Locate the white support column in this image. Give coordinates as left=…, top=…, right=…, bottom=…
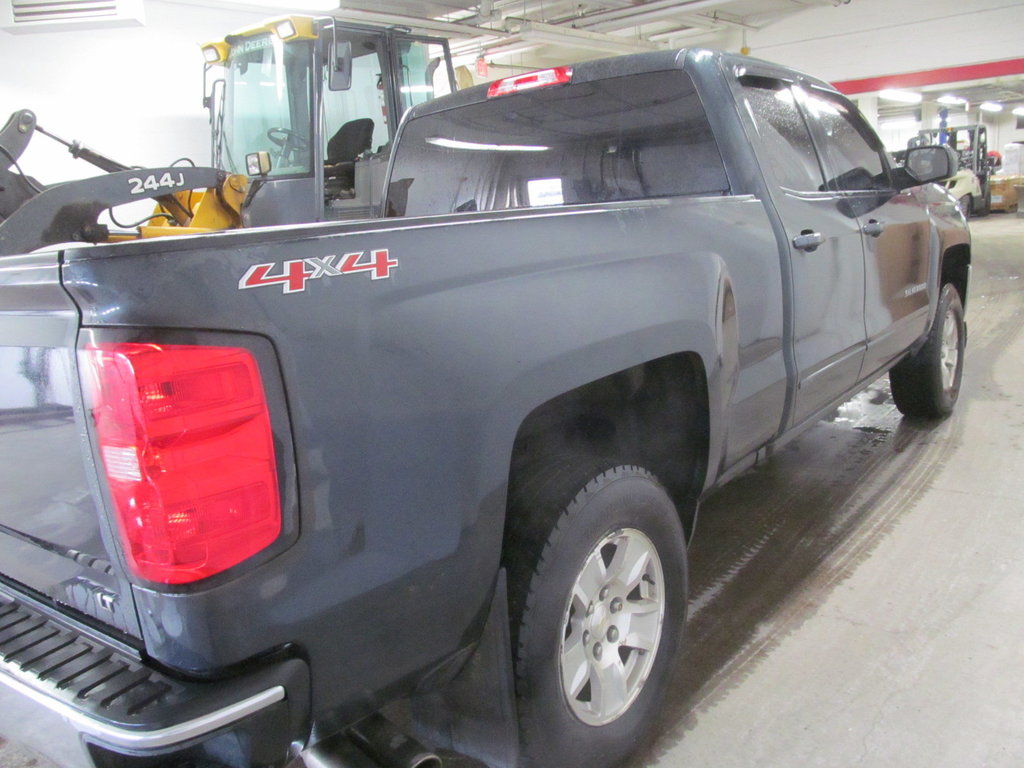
left=920, top=101, right=939, bottom=130
left=856, top=95, right=879, bottom=130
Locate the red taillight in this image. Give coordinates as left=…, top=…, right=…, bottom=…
left=80, top=343, right=281, bottom=585
left=486, top=66, right=573, bottom=98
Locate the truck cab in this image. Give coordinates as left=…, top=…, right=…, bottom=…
left=203, top=16, right=456, bottom=225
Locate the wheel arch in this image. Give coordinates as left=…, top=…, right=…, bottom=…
left=504, top=352, right=710, bottom=543
left=941, top=242, right=971, bottom=311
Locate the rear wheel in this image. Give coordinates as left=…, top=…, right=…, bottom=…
left=890, top=283, right=965, bottom=418
left=505, top=462, right=687, bottom=768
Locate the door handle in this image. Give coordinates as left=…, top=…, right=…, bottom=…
left=863, top=219, right=885, bottom=237
left=792, top=231, right=826, bottom=252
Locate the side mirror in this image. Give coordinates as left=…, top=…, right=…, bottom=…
left=903, top=145, right=957, bottom=185
left=329, top=39, right=353, bottom=91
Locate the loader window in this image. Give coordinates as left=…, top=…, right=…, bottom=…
left=218, top=35, right=314, bottom=178
left=395, top=38, right=453, bottom=119
left=322, top=31, right=390, bottom=157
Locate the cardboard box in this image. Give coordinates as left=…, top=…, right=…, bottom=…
left=989, top=175, right=1023, bottom=212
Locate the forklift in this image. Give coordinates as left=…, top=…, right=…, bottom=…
left=911, top=124, right=994, bottom=217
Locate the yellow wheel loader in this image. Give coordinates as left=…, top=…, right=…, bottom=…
left=0, top=15, right=455, bottom=256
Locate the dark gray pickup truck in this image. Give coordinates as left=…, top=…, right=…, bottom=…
left=0, top=48, right=968, bottom=768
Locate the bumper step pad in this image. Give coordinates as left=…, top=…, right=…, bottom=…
left=0, top=588, right=308, bottom=754
left=0, top=595, right=182, bottom=722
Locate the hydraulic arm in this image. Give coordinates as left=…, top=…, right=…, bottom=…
left=0, top=109, right=248, bottom=256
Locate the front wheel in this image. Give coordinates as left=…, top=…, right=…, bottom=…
left=506, top=463, right=687, bottom=768
left=976, top=183, right=992, bottom=217
left=890, top=283, right=965, bottom=418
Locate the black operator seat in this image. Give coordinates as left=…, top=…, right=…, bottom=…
left=325, top=118, right=374, bottom=191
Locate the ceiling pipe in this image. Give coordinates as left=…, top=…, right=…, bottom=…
left=441, top=0, right=502, bottom=27
left=662, top=28, right=733, bottom=45
left=648, top=23, right=723, bottom=41
left=581, top=6, right=750, bottom=33
left=568, top=0, right=741, bottom=30
left=676, top=12, right=759, bottom=30
left=514, top=19, right=666, bottom=53
left=450, top=35, right=543, bottom=66
left=328, top=8, right=492, bottom=37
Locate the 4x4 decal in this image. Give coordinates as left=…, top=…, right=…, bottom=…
left=239, top=250, right=397, bottom=294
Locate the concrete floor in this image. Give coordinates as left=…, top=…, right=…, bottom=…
left=2, top=215, right=1023, bottom=768
left=629, top=214, right=1024, bottom=768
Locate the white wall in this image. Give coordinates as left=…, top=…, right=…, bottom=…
left=743, top=0, right=1024, bottom=83
left=735, top=0, right=1024, bottom=156
left=0, top=1, right=266, bottom=184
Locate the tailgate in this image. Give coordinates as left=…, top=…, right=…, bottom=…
left=0, top=252, right=139, bottom=638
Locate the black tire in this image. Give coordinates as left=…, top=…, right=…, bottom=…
left=977, top=182, right=992, bottom=217
left=890, top=283, right=965, bottom=418
left=505, top=462, right=687, bottom=768
left=957, top=194, right=972, bottom=219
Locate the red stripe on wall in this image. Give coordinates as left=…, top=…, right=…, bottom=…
left=833, top=58, right=1024, bottom=95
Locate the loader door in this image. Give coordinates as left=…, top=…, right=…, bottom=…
left=321, top=28, right=454, bottom=221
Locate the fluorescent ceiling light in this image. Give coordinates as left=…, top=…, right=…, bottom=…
left=979, top=102, right=1003, bottom=112
left=426, top=138, right=550, bottom=152
left=1013, top=107, right=1024, bottom=116
left=936, top=95, right=967, bottom=105
left=879, top=89, right=922, bottom=104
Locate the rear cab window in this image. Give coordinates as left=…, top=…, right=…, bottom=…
left=385, top=69, right=729, bottom=217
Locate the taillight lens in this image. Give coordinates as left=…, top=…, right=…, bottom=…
left=80, top=343, right=281, bottom=585
left=486, top=66, right=573, bottom=98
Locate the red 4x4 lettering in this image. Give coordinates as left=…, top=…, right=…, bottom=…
left=339, top=250, right=399, bottom=280
left=239, top=260, right=315, bottom=294
left=239, top=249, right=397, bottom=294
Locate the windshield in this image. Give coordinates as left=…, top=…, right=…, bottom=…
left=217, top=35, right=313, bottom=177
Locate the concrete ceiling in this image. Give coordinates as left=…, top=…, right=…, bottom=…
left=194, top=0, right=1023, bottom=116
left=319, top=0, right=851, bottom=66
left=875, top=79, right=1024, bottom=121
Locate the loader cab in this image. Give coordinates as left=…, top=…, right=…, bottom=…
left=203, top=16, right=455, bottom=227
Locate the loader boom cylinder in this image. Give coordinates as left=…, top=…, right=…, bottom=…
left=35, top=124, right=131, bottom=173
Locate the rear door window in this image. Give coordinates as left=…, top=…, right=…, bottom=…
left=736, top=75, right=825, bottom=192
left=386, top=70, right=729, bottom=217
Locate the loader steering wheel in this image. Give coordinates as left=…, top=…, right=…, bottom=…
left=266, top=127, right=308, bottom=165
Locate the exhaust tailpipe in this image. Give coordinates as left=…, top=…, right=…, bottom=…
left=348, top=713, right=442, bottom=768
left=302, top=715, right=442, bottom=768
left=303, top=733, right=380, bottom=768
